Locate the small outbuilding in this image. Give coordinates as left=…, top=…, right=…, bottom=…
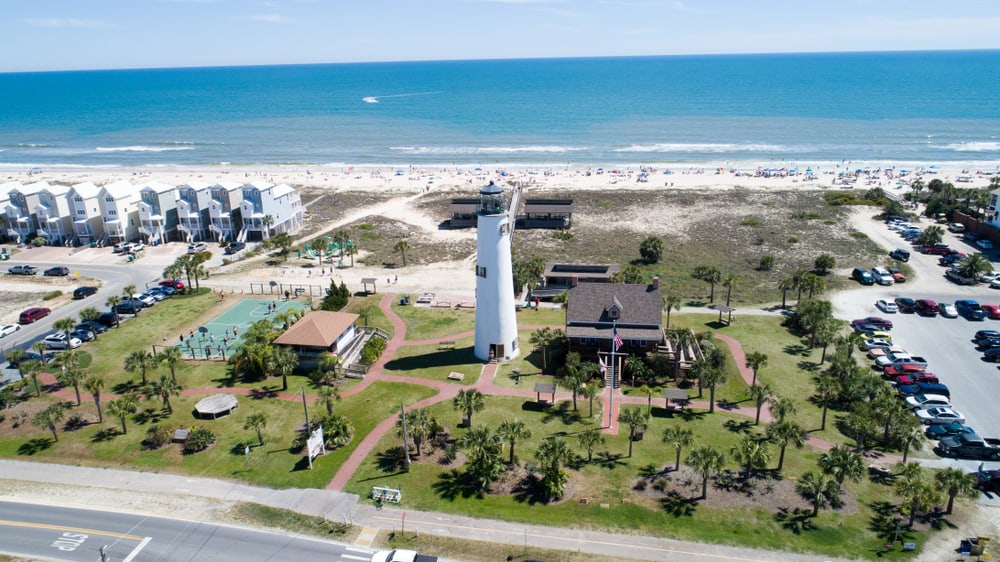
left=195, top=394, right=239, bottom=419
left=273, top=310, right=360, bottom=370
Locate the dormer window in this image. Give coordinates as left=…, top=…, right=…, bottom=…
left=608, top=308, right=619, bottom=320
left=605, top=296, right=623, bottom=320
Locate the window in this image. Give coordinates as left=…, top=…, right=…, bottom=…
left=105, top=196, right=114, bottom=203
left=74, top=196, right=83, bottom=202
left=630, top=339, right=643, bottom=348
left=108, top=210, right=117, bottom=216
left=77, top=210, right=85, bottom=216
left=477, top=266, right=487, bottom=278
left=608, top=308, right=619, bottom=319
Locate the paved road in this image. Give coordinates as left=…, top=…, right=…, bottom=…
left=0, top=499, right=375, bottom=562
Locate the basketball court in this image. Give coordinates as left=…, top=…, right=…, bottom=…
left=177, top=298, right=306, bottom=360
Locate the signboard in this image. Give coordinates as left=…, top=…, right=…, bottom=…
left=307, top=427, right=325, bottom=460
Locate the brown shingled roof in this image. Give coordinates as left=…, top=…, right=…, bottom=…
left=273, top=311, right=359, bottom=347
left=566, top=282, right=661, bottom=326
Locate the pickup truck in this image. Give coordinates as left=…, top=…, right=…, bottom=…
left=7, top=265, right=38, bottom=275
left=937, top=433, right=1000, bottom=460
left=955, top=299, right=987, bottom=320
left=875, top=352, right=929, bottom=370
left=370, top=549, right=438, bottom=562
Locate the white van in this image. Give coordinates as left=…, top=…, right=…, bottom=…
left=948, top=222, right=966, bottom=233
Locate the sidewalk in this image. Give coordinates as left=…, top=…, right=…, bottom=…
left=0, top=459, right=849, bottom=562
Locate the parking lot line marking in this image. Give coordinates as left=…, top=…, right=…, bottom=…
left=0, top=518, right=144, bottom=541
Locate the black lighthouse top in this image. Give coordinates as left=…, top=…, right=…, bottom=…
left=478, top=181, right=506, bottom=216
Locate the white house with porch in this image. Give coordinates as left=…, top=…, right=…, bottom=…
left=175, top=181, right=213, bottom=242
left=137, top=182, right=178, bottom=245
left=70, top=182, right=104, bottom=245
left=99, top=180, right=140, bottom=245
left=4, top=181, right=45, bottom=243
left=207, top=181, right=242, bottom=242
left=35, top=183, right=74, bottom=246
left=238, top=182, right=303, bottom=242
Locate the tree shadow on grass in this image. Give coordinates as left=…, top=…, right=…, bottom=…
left=250, top=386, right=279, bottom=399
left=868, top=500, right=904, bottom=541
left=723, top=419, right=754, bottom=434
left=511, top=473, right=548, bottom=506
left=797, top=360, right=821, bottom=372
left=775, top=507, right=817, bottom=534
left=678, top=409, right=707, bottom=422
left=593, top=450, right=628, bottom=470
left=18, top=437, right=53, bottom=455
left=383, top=347, right=478, bottom=372
left=541, top=401, right=582, bottom=425
left=112, top=380, right=143, bottom=394
left=375, top=446, right=410, bottom=473
left=659, top=492, right=698, bottom=517
left=784, top=343, right=812, bottom=357
left=91, top=427, right=121, bottom=442
left=432, top=468, right=482, bottom=501
left=133, top=409, right=169, bottom=426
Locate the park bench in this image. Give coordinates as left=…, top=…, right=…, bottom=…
left=447, top=372, right=464, bottom=381
left=371, top=486, right=401, bottom=503
left=438, top=340, right=456, bottom=350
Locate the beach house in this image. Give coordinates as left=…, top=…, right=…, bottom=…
left=238, top=182, right=303, bottom=242
left=70, top=182, right=105, bottom=246
left=207, top=181, right=243, bottom=242
left=272, top=311, right=361, bottom=371
left=4, top=181, right=45, bottom=244
left=99, top=180, right=140, bottom=245
left=35, top=183, right=74, bottom=246
left=137, top=182, right=178, bottom=245
left=564, top=278, right=663, bottom=384
left=175, top=181, right=213, bottom=243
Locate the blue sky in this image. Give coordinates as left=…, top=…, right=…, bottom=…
left=4, top=0, right=1000, bottom=71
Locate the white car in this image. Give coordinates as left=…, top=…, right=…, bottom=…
left=871, top=267, right=894, bottom=286
left=915, top=406, right=966, bottom=425
left=904, top=394, right=951, bottom=411
left=133, top=293, right=157, bottom=307
left=875, top=299, right=899, bottom=313
left=141, top=290, right=166, bottom=302
left=980, top=272, right=1000, bottom=284
left=940, top=303, right=959, bottom=318
left=0, top=324, right=20, bottom=338
left=187, top=242, right=208, bottom=254
left=977, top=239, right=994, bottom=250
left=862, top=338, right=894, bottom=350
left=868, top=345, right=905, bottom=359
left=43, top=332, right=82, bottom=350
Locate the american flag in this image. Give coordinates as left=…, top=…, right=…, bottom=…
left=612, top=326, right=623, bottom=351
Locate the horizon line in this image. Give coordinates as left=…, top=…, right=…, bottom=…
left=3, top=47, right=998, bottom=75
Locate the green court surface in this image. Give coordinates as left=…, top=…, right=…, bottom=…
left=176, top=298, right=306, bottom=360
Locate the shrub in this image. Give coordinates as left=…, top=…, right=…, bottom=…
left=183, top=428, right=216, bottom=454
left=43, top=290, right=63, bottom=301
left=633, top=479, right=648, bottom=491
left=143, top=425, right=173, bottom=450
left=787, top=236, right=800, bottom=244
left=758, top=255, right=776, bottom=271
left=552, top=231, right=573, bottom=241
left=850, top=231, right=869, bottom=240
left=361, top=336, right=387, bottom=365
left=739, top=218, right=762, bottom=227
left=653, top=477, right=670, bottom=492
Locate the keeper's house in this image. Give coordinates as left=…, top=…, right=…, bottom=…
left=273, top=311, right=359, bottom=370
left=565, top=277, right=663, bottom=361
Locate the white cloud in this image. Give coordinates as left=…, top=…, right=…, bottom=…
left=22, top=18, right=109, bottom=28
left=245, top=13, right=292, bottom=23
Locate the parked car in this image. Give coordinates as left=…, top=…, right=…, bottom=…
left=974, top=469, right=1000, bottom=492
left=974, top=329, right=1000, bottom=342
left=889, top=248, right=911, bottom=262
left=43, top=332, right=82, bottom=350
left=851, top=316, right=894, bottom=330
left=862, top=329, right=892, bottom=342
left=116, top=300, right=142, bottom=315
left=923, top=244, right=953, bottom=255
left=43, top=266, right=70, bottom=276
left=187, top=242, right=208, bottom=254
left=146, top=287, right=170, bottom=300
left=154, top=285, right=175, bottom=296
left=992, top=277, right=1000, bottom=289
left=69, top=328, right=96, bottom=342
left=0, top=324, right=21, bottom=338
left=904, top=394, right=951, bottom=411
left=977, top=239, right=994, bottom=250
left=133, top=293, right=156, bottom=307
left=939, top=254, right=965, bottom=267
left=915, top=299, right=940, bottom=316
left=940, top=303, right=959, bottom=318
left=72, top=286, right=98, bottom=299
left=926, top=423, right=975, bottom=440
left=160, top=279, right=185, bottom=290
left=76, top=321, right=108, bottom=335
left=915, top=406, right=965, bottom=425
left=96, top=312, right=119, bottom=327
left=887, top=268, right=907, bottom=283
left=884, top=363, right=929, bottom=379
left=938, top=433, right=1000, bottom=460
left=869, top=345, right=905, bottom=360
left=946, top=268, right=977, bottom=285
left=894, top=372, right=940, bottom=385
left=863, top=338, right=894, bottom=351
left=983, top=305, right=1000, bottom=319
left=18, top=307, right=51, bottom=324
left=948, top=222, right=966, bottom=233
left=141, top=289, right=166, bottom=302
left=224, top=241, right=246, bottom=255
left=875, top=351, right=928, bottom=369
left=876, top=300, right=899, bottom=313
left=955, top=299, right=987, bottom=321
left=895, top=297, right=917, bottom=313
left=8, top=265, right=38, bottom=275
left=982, top=347, right=1000, bottom=362
left=871, top=267, right=894, bottom=285
left=852, top=267, right=875, bottom=285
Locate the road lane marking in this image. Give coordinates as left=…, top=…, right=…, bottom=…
left=0, top=519, right=144, bottom=541
left=368, top=514, right=775, bottom=562
left=341, top=555, right=369, bottom=561
left=122, top=536, right=151, bottom=562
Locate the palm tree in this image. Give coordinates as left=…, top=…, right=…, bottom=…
left=662, top=294, right=681, bottom=329
left=747, top=383, right=771, bottom=425
left=901, top=422, right=925, bottom=464
left=83, top=376, right=105, bottom=422
left=357, top=305, right=376, bottom=328
left=32, top=403, right=65, bottom=441
left=105, top=295, right=122, bottom=327
left=244, top=411, right=268, bottom=446
left=815, top=375, right=839, bottom=431
left=317, top=385, right=340, bottom=416
left=639, top=235, right=664, bottom=263
left=818, top=445, right=865, bottom=491
left=722, top=273, right=738, bottom=307
left=79, top=307, right=102, bottom=339
left=576, top=428, right=605, bottom=462
left=54, top=317, right=76, bottom=343
left=730, top=434, right=770, bottom=479
left=669, top=329, right=696, bottom=379
left=958, top=253, right=993, bottom=279
left=55, top=360, right=86, bottom=406
left=460, top=425, right=504, bottom=492
left=124, top=350, right=155, bottom=385
left=497, top=418, right=532, bottom=464
left=20, top=359, right=43, bottom=397
left=6, top=349, right=26, bottom=379
left=158, top=346, right=183, bottom=383
left=766, top=419, right=807, bottom=472
left=692, top=266, right=722, bottom=302
left=637, top=384, right=657, bottom=415
left=896, top=473, right=939, bottom=527
left=318, top=352, right=342, bottom=382
left=529, top=327, right=555, bottom=372
left=768, top=396, right=796, bottom=423
left=31, top=340, right=49, bottom=366
left=698, top=365, right=727, bottom=413
left=934, top=467, right=979, bottom=515
left=535, top=436, right=575, bottom=500
left=618, top=406, right=649, bottom=458
left=122, top=284, right=137, bottom=300
left=797, top=471, right=839, bottom=516
left=453, top=388, right=485, bottom=427
left=393, top=239, right=410, bottom=267
left=580, top=380, right=601, bottom=418
left=624, top=355, right=647, bottom=388
left=687, top=446, right=725, bottom=499
left=744, top=351, right=767, bottom=386
left=777, top=278, right=795, bottom=309
left=269, top=345, right=299, bottom=390
left=146, top=374, right=182, bottom=413
left=662, top=425, right=693, bottom=471
left=106, top=395, right=137, bottom=434
left=558, top=364, right=588, bottom=411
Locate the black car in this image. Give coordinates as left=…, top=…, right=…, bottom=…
left=43, top=266, right=70, bottom=276
left=72, top=286, right=98, bottom=299
left=939, top=254, right=963, bottom=266
left=224, top=241, right=246, bottom=255
left=116, top=300, right=141, bottom=315
left=975, top=469, right=1000, bottom=492
left=894, top=297, right=917, bottom=313
left=76, top=321, right=108, bottom=334
left=984, top=348, right=1000, bottom=362
left=96, top=312, right=119, bottom=327
left=69, top=328, right=96, bottom=342
left=975, top=329, right=1000, bottom=342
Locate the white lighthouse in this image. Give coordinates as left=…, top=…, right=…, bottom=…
left=474, top=181, right=520, bottom=362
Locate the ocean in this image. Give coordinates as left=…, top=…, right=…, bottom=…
left=1, top=50, right=999, bottom=169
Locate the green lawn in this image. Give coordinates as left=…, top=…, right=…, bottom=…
left=382, top=338, right=480, bottom=385
left=391, top=302, right=475, bottom=340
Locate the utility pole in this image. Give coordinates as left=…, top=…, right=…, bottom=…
left=400, top=401, right=411, bottom=468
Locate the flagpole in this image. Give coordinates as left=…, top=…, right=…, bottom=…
left=608, top=321, right=616, bottom=430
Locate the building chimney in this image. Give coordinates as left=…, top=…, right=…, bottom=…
left=651, top=276, right=660, bottom=290
left=570, top=275, right=578, bottom=287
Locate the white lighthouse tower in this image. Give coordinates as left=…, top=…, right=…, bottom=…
left=474, top=181, right=520, bottom=362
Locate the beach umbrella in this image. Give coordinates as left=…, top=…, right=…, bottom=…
left=395, top=169, right=405, bottom=175
left=806, top=167, right=813, bottom=172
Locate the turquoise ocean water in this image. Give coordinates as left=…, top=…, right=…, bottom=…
left=1, top=50, right=998, bottom=168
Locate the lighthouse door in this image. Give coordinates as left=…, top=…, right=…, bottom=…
left=495, top=344, right=504, bottom=359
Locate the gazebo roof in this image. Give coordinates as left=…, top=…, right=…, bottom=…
left=195, top=394, right=239, bottom=416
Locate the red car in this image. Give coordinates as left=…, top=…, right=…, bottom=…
left=982, top=305, right=1000, bottom=319
left=895, top=373, right=940, bottom=385
left=916, top=299, right=939, bottom=316
left=851, top=316, right=894, bottom=330
left=160, top=279, right=185, bottom=290
left=884, top=363, right=928, bottom=378
left=922, top=244, right=953, bottom=255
